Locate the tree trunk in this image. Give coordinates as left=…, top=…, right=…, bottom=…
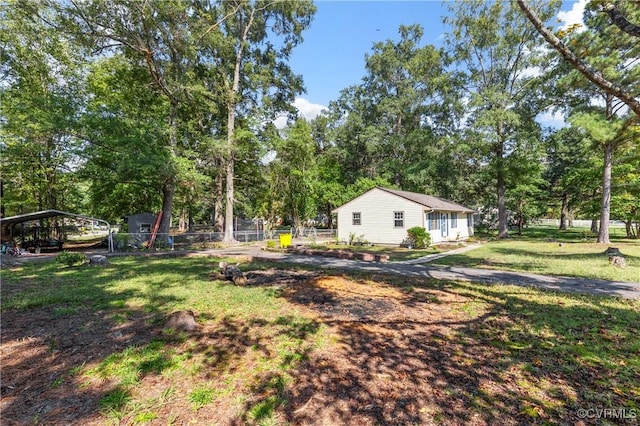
left=559, top=192, right=569, bottom=230
left=591, top=218, right=598, bottom=234
left=159, top=102, right=178, bottom=235
left=222, top=7, right=255, bottom=243
left=326, top=204, right=333, bottom=229
left=213, top=160, right=224, bottom=232
left=497, top=157, right=509, bottom=239
left=160, top=182, right=174, bottom=234
left=568, top=207, right=574, bottom=227
left=597, top=142, right=612, bottom=243
left=222, top=156, right=236, bottom=243
left=179, top=207, right=186, bottom=232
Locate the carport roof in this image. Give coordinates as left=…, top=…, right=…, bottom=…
left=1, top=209, right=110, bottom=230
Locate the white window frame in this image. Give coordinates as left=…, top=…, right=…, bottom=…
left=352, top=212, right=361, bottom=226
left=394, top=211, right=404, bottom=228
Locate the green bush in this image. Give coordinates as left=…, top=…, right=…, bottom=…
left=407, top=227, right=430, bottom=249
left=56, top=251, right=88, bottom=267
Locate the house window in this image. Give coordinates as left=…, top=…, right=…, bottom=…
left=140, top=223, right=152, bottom=233
left=394, top=211, right=404, bottom=228
left=467, top=213, right=473, bottom=227
left=427, top=212, right=438, bottom=230
left=451, top=213, right=457, bottom=229
left=352, top=212, right=361, bottom=226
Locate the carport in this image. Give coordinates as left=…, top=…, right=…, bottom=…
left=0, top=210, right=114, bottom=252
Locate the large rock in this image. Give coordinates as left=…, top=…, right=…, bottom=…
left=165, top=310, right=200, bottom=332
left=89, top=255, right=109, bottom=266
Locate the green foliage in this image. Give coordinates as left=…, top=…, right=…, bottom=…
left=406, top=226, right=431, bottom=249
left=444, top=0, right=556, bottom=238
left=348, top=233, right=368, bottom=245
left=269, top=118, right=319, bottom=231
left=56, top=251, right=88, bottom=267
left=0, top=2, right=87, bottom=215
left=99, top=386, right=131, bottom=418
left=188, top=387, right=215, bottom=410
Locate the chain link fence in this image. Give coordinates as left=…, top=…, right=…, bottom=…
left=108, top=228, right=337, bottom=251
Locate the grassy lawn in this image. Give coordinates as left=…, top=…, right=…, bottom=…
left=2, top=255, right=640, bottom=424
left=434, top=226, right=640, bottom=282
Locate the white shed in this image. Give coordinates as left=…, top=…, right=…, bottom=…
left=333, top=187, right=475, bottom=245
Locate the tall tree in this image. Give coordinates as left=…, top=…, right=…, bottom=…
left=519, top=0, right=639, bottom=242
left=327, top=25, right=460, bottom=196
left=52, top=0, right=214, bottom=233
left=0, top=1, right=85, bottom=216
left=543, top=127, right=600, bottom=230
left=444, top=0, right=554, bottom=238
left=270, top=119, right=318, bottom=236
left=570, top=107, right=636, bottom=242
left=198, top=0, right=315, bottom=242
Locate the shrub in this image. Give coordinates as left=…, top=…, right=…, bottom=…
left=407, top=227, right=430, bottom=249
left=56, top=251, right=88, bottom=267
left=348, top=233, right=368, bottom=245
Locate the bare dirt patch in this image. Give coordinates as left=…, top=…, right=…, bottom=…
left=1, top=306, right=156, bottom=425
left=1, top=266, right=626, bottom=425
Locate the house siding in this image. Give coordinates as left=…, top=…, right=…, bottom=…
left=337, top=188, right=424, bottom=244
left=427, top=211, right=472, bottom=243
left=336, top=188, right=473, bottom=245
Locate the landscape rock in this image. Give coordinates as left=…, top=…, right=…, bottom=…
left=164, top=310, right=200, bottom=332
left=89, top=255, right=109, bottom=266
left=360, top=253, right=375, bottom=261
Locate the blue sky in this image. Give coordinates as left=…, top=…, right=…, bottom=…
left=283, top=0, right=587, bottom=126
left=290, top=1, right=449, bottom=106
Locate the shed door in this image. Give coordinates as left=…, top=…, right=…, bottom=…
left=440, top=213, right=449, bottom=237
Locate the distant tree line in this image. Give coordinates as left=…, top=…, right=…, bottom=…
left=1, top=0, right=638, bottom=241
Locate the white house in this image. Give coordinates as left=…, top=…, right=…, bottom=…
left=333, top=187, right=475, bottom=245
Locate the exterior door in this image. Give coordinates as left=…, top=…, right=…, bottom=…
left=441, top=212, right=449, bottom=238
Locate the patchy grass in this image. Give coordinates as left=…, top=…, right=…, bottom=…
left=434, top=227, right=640, bottom=282
left=2, top=255, right=639, bottom=425
left=1, top=256, right=326, bottom=425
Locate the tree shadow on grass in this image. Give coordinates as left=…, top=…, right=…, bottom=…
left=4, top=257, right=639, bottom=425
left=1, top=257, right=326, bottom=425
left=242, top=271, right=640, bottom=425
left=0, top=257, right=224, bottom=423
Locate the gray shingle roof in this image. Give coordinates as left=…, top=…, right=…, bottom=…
left=378, top=187, right=475, bottom=213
